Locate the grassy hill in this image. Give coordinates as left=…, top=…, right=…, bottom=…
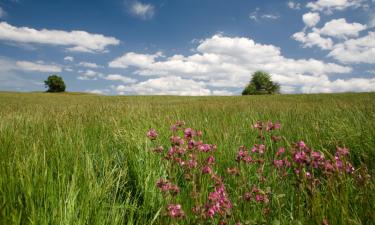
left=0, top=92, right=374, bottom=224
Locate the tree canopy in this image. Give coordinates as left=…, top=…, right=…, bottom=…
left=242, top=71, right=280, bottom=95
left=44, top=75, right=66, bottom=92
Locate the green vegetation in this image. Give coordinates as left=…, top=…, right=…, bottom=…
left=242, top=71, right=280, bottom=95
left=0, top=92, right=374, bottom=225
left=44, top=75, right=66, bottom=92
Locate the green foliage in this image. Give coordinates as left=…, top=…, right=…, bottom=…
left=0, top=92, right=374, bottom=224
left=242, top=71, right=280, bottom=95
left=44, top=75, right=66, bottom=92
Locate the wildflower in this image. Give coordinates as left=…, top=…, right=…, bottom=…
left=204, top=185, right=232, bottom=219
left=207, top=155, right=215, bottom=165
left=336, top=147, right=349, bottom=156
left=170, top=136, right=184, bottom=146
left=305, top=171, right=312, bottom=179
left=188, top=159, right=197, bottom=169
left=184, top=128, right=195, bottom=139
left=153, top=146, right=164, bottom=153
left=243, top=192, right=252, bottom=201
left=198, top=144, right=215, bottom=152
left=297, top=141, right=306, bottom=149
left=276, top=147, right=285, bottom=157
left=252, top=121, right=263, bottom=130
left=167, top=204, right=185, bottom=219
left=202, top=166, right=212, bottom=174
left=227, top=167, right=240, bottom=176
left=323, top=219, right=329, bottom=225
left=273, top=159, right=284, bottom=168
left=146, top=129, right=158, bottom=140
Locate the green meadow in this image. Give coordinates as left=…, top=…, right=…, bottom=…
left=0, top=92, right=374, bottom=225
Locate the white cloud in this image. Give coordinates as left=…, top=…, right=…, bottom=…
left=300, top=77, right=375, bottom=93
left=77, top=69, right=103, bottom=80
left=114, top=76, right=212, bottom=95
left=85, top=89, right=107, bottom=94
left=0, top=22, right=120, bottom=53
left=104, top=74, right=137, bottom=83
left=64, top=56, right=74, bottom=62
left=249, top=8, right=280, bottom=21
left=109, top=34, right=357, bottom=95
left=328, top=32, right=375, bottom=63
left=16, top=61, right=62, bottom=73
left=128, top=1, right=155, bottom=20
left=78, top=61, right=101, bottom=68
left=288, top=1, right=301, bottom=10
left=302, top=12, right=320, bottom=27
left=292, top=30, right=334, bottom=50
left=319, top=18, right=367, bottom=38
left=306, top=0, right=365, bottom=13
left=108, top=51, right=163, bottom=68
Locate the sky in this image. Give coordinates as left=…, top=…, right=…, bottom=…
left=0, top=0, right=374, bottom=95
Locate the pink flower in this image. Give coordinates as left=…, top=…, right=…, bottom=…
left=184, top=128, right=194, bottom=139
left=153, top=146, right=164, bottom=153
left=297, top=141, right=306, bottom=149
left=273, top=159, right=284, bottom=168
left=146, top=129, right=158, bottom=140
left=255, top=194, right=264, bottom=202
left=252, top=121, right=263, bottom=130
left=243, top=192, right=252, bottom=201
left=167, top=204, right=184, bottom=218
left=276, top=147, right=285, bottom=157
left=207, top=155, right=215, bottom=165
left=336, top=147, right=349, bottom=156
left=202, top=166, right=212, bottom=174
left=274, top=122, right=281, bottom=130
left=323, top=219, right=329, bottom=225
left=170, top=136, right=184, bottom=146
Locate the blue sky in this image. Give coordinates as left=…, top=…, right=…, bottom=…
left=0, top=0, right=374, bottom=95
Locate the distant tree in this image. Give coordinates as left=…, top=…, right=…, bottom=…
left=44, top=75, right=66, bottom=92
left=242, top=71, right=280, bottom=95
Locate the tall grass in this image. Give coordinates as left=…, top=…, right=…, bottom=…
left=0, top=92, right=374, bottom=224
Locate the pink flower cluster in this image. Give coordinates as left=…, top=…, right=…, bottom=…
left=146, top=128, right=158, bottom=140
left=167, top=204, right=185, bottom=218
left=243, top=186, right=270, bottom=204
left=204, top=184, right=232, bottom=218
left=156, top=178, right=180, bottom=196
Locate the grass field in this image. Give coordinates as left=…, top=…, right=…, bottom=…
left=0, top=92, right=374, bottom=225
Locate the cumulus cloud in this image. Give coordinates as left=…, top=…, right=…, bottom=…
left=114, top=76, right=212, bottom=95
left=77, top=69, right=103, bottom=80
left=64, top=56, right=74, bottom=62
left=287, top=1, right=301, bottom=10
left=16, top=61, right=62, bottom=73
left=78, top=61, right=101, bottom=68
left=109, top=34, right=361, bottom=95
left=328, top=32, right=375, bottom=63
left=292, top=30, right=334, bottom=50
left=126, top=1, right=155, bottom=20
left=302, top=12, right=320, bottom=27
left=104, top=74, right=137, bottom=83
left=306, top=0, right=365, bottom=13
left=318, top=18, right=367, bottom=38
left=0, top=22, right=120, bottom=53
left=109, top=51, right=162, bottom=68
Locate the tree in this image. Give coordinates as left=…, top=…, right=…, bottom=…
left=44, top=75, right=66, bottom=92
left=242, top=71, right=280, bottom=95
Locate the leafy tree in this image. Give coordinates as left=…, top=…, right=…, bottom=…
left=242, top=71, right=280, bottom=95
left=44, top=75, right=66, bottom=92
